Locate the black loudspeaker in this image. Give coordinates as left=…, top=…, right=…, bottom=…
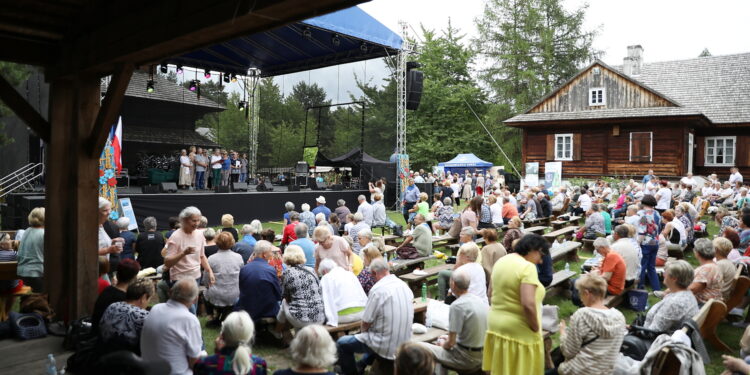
left=295, top=161, right=309, bottom=173
left=159, top=182, right=178, bottom=193
left=257, top=181, right=274, bottom=192
left=141, top=185, right=160, bottom=194
left=331, top=184, right=344, bottom=191
left=287, top=185, right=300, bottom=192
left=232, top=182, right=248, bottom=192
left=406, top=70, right=423, bottom=110
left=215, top=185, right=230, bottom=193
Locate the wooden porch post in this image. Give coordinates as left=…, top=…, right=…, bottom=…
left=45, top=78, right=101, bottom=321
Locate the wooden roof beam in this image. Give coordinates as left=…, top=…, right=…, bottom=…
left=0, top=36, right=57, bottom=67
left=49, top=0, right=366, bottom=79
left=0, top=71, right=50, bottom=141
left=86, top=63, right=134, bottom=157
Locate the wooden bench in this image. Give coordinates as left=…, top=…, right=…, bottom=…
left=724, top=266, right=750, bottom=312
left=446, top=238, right=485, bottom=253
left=382, top=245, right=398, bottom=260
left=400, top=264, right=453, bottom=293
left=551, top=216, right=580, bottom=229
left=581, top=239, right=595, bottom=253
left=0, top=261, right=19, bottom=280
left=543, top=226, right=578, bottom=243
left=550, top=241, right=582, bottom=263
left=391, top=256, right=436, bottom=276
left=377, top=234, right=401, bottom=246
left=412, top=327, right=448, bottom=343
left=523, top=217, right=550, bottom=227
left=544, top=270, right=577, bottom=300
left=523, top=226, right=549, bottom=235
left=413, top=298, right=429, bottom=324
left=325, top=321, right=361, bottom=339
left=694, top=298, right=731, bottom=352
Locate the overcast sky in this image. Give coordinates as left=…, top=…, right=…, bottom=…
left=268, top=0, right=750, bottom=101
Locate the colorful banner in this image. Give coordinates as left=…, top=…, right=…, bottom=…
left=544, top=162, right=563, bottom=190
left=524, top=162, right=539, bottom=188
left=99, top=137, right=120, bottom=220
left=396, top=154, right=410, bottom=201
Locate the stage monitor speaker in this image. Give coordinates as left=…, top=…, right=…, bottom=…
left=313, top=181, right=327, bottom=190
left=406, top=70, right=423, bottom=110
left=295, top=161, right=309, bottom=173
left=232, top=182, right=248, bottom=192
left=215, top=185, right=230, bottom=193
left=257, top=181, right=274, bottom=192
left=287, top=185, right=300, bottom=192
left=142, top=185, right=160, bottom=194
left=331, top=184, right=344, bottom=191
left=160, top=182, right=178, bottom=193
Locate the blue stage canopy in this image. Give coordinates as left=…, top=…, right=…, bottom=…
left=166, top=6, right=402, bottom=77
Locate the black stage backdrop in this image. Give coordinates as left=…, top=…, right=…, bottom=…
left=123, top=190, right=367, bottom=230
left=4, top=190, right=368, bottom=231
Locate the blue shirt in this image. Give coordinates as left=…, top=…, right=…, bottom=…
left=242, top=234, right=257, bottom=248
left=236, top=258, right=281, bottom=322
left=119, top=231, right=137, bottom=260
left=536, top=252, right=553, bottom=287
left=233, top=241, right=253, bottom=263
left=404, top=185, right=420, bottom=203
left=222, top=158, right=231, bottom=170
left=312, top=205, right=331, bottom=219
left=642, top=174, right=654, bottom=184
left=290, top=238, right=316, bottom=268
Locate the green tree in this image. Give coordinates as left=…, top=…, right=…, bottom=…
left=699, top=48, right=712, bottom=57
left=405, top=23, right=493, bottom=170
left=354, top=68, right=397, bottom=161
left=199, top=92, right=250, bottom=152
left=474, top=0, right=598, bottom=170
left=0, top=62, right=33, bottom=145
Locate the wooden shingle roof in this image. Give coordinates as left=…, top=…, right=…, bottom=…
left=623, top=53, right=750, bottom=124
left=106, top=71, right=224, bottom=110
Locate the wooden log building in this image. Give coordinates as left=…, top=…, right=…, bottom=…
left=505, top=46, right=750, bottom=179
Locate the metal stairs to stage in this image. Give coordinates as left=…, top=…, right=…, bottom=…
left=0, top=163, right=45, bottom=199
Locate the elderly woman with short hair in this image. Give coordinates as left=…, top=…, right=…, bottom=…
left=547, top=274, right=625, bottom=375
left=642, top=260, right=698, bottom=332
left=273, top=324, right=337, bottom=375
left=284, top=201, right=296, bottom=225
left=480, top=228, right=507, bottom=282
left=432, top=197, right=455, bottom=234
left=220, top=213, right=239, bottom=242
left=99, top=277, right=154, bottom=355
left=334, top=199, right=351, bottom=227
left=98, top=197, right=123, bottom=260
left=358, top=244, right=383, bottom=295
left=348, top=212, right=370, bottom=255
left=300, top=203, right=317, bottom=237
left=713, top=237, right=737, bottom=302
left=314, top=226, right=353, bottom=273
left=503, top=217, right=524, bottom=251
left=205, top=231, right=244, bottom=327
left=17, top=207, right=45, bottom=292
left=195, top=311, right=268, bottom=375
left=690, top=238, right=724, bottom=304
left=716, top=206, right=741, bottom=234
left=276, top=245, right=325, bottom=339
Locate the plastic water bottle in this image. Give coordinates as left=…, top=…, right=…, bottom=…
left=564, top=262, right=570, bottom=272
left=46, top=354, right=57, bottom=375
left=421, top=283, right=427, bottom=302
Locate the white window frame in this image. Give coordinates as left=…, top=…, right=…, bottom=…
left=705, top=136, right=736, bottom=166
left=629, top=131, right=653, bottom=162
left=554, top=133, right=573, bottom=161
left=589, top=87, right=606, bottom=106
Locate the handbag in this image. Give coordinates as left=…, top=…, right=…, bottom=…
left=551, top=334, right=599, bottom=367
left=396, top=245, right=420, bottom=260
left=63, top=316, right=95, bottom=351
left=542, top=305, right=559, bottom=333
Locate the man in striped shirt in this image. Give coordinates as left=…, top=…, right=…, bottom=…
left=336, top=258, right=414, bottom=375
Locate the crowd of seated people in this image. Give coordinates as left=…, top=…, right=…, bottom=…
left=7, top=166, right=750, bottom=374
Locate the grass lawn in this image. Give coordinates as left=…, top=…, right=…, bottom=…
left=199, top=208, right=738, bottom=374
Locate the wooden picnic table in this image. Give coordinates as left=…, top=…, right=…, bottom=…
left=523, top=226, right=549, bottom=235
left=376, top=234, right=401, bottom=246
left=543, top=226, right=578, bottom=243
left=390, top=255, right=436, bottom=276
left=550, top=241, right=582, bottom=263
left=400, top=263, right=453, bottom=293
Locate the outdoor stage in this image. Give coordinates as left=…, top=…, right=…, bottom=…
left=2, top=188, right=369, bottom=231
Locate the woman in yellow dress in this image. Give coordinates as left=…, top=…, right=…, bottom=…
left=483, top=233, right=549, bottom=374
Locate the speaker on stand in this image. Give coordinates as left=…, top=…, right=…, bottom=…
left=406, top=63, right=423, bottom=110
left=232, top=182, right=248, bottom=192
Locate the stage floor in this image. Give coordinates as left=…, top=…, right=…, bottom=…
left=3, top=188, right=369, bottom=231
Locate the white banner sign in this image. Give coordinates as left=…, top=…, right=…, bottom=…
left=525, top=162, right=539, bottom=188
left=544, top=162, right=563, bottom=190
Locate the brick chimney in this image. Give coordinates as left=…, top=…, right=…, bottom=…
left=622, top=45, right=644, bottom=76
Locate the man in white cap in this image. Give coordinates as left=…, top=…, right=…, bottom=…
left=312, top=195, right=331, bottom=218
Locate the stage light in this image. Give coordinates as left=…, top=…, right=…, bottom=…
left=302, top=27, right=312, bottom=39
left=204, top=69, right=211, bottom=79
left=331, top=34, right=340, bottom=47
left=231, top=74, right=238, bottom=83
left=176, top=65, right=183, bottom=74
left=239, top=100, right=247, bottom=111
left=360, top=43, right=368, bottom=53
left=159, top=63, right=168, bottom=74
left=223, top=73, right=230, bottom=83
left=146, top=79, right=155, bottom=93
left=189, top=80, right=197, bottom=91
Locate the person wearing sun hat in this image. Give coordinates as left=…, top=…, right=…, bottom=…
left=313, top=196, right=331, bottom=218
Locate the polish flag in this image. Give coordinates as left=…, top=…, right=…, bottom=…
left=111, top=117, right=122, bottom=173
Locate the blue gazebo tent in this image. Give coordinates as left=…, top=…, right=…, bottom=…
left=438, top=153, right=493, bottom=174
